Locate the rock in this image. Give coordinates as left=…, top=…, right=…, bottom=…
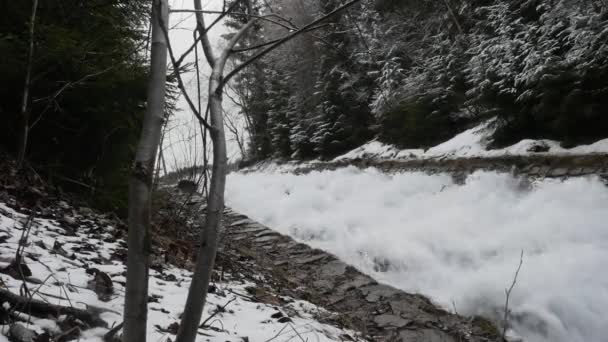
left=167, top=322, right=179, bottom=334
left=293, top=254, right=326, bottom=265
left=177, top=180, right=197, bottom=194
left=87, top=270, right=113, bottom=302
left=58, top=201, right=70, bottom=210
left=319, top=260, right=347, bottom=278
left=9, top=323, right=37, bottom=342
left=548, top=168, right=568, bottom=177
left=1, top=260, right=32, bottom=280
left=398, top=329, right=455, bottom=342
left=253, top=235, right=279, bottom=244
left=360, top=284, right=399, bottom=302
left=62, top=214, right=77, bottom=227
left=231, top=218, right=255, bottom=226
left=373, top=314, right=411, bottom=328
left=79, top=207, right=93, bottom=216
left=277, top=316, right=292, bottom=323
left=527, top=142, right=550, bottom=153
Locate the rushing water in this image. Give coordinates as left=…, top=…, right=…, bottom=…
left=226, top=167, right=608, bottom=342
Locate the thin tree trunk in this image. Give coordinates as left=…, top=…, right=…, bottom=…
left=123, top=1, right=168, bottom=341
left=173, top=2, right=361, bottom=341
left=17, top=0, right=39, bottom=169
left=174, top=15, right=255, bottom=342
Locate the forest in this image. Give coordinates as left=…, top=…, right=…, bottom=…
left=2, top=0, right=608, bottom=207
left=232, top=0, right=608, bottom=161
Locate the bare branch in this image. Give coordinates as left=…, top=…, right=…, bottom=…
left=175, top=0, right=243, bottom=67
left=158, top=12, right=213, bottom=132
left=502, top=250, right=524, bottom=339
left=193, top=0, right=218, bottom=67
left=231, top=24, right=329, bottom=53
left=219, top=0, right=362, bottom=92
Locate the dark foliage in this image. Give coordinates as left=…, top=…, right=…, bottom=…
left=0, top=0, right=151, bottom=213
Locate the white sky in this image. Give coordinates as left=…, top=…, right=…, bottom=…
left=163, top=0, right=245, bottom=172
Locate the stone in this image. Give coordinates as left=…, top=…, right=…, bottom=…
left=319, top=260, right=347, bottom=278
left=398, top=329, right=455, bottom=342
left=526, top=141, right=550, bottom=153
left=337, top=275, right=374, bottom=293
left=9, top=323, right=37, bottom=342
left=360, top=284, right=399, bottom=302
left=548, top=168, right=568, bottom=177
left=293, top=254, right=326, bottom=265
left=527, top=166, right=541, bottom=175
left=580, top=167, right=597, bottom=175
left=254, top=229, right=279, bottom=238
left=231, top=218, right=255, bottom=227
left=253, top=235, right=279, bottom=244
left=177, top=179, right=197, bottom=193
left=374, top=314, right=411, bottom=328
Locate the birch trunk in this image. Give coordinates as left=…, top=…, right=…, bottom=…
left=174, top=16, right=254, bottom=342
left=122, top=1, right=168, bottom=341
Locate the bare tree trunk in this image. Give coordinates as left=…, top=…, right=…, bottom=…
left=16, top=0, right=39, bottom=169
left=168, top=2, right=361, bottom=341
left=174, top=13, right=255, bottom=342
left=122, top=1, right=168, bottom=341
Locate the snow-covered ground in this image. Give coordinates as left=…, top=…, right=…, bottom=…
left=0, top=201, right=362, bottom=341
left=226, top=168, right=608, bottom=342
left=334, top=120, right=608, bottom=162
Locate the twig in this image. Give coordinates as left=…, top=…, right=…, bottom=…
left=103, top=321, right=124, bottom=342
left=502, top=250, right=524, bottom=339
left=157, top=5, right=213, bottom=132
left=288, top=322, right=308, bottom=342
left=264, top=323, right=289, bottom=342
left=198, top=297, right=236, bottom=328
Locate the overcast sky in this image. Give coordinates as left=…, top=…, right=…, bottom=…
left=163, top=0, right=245, bottom=172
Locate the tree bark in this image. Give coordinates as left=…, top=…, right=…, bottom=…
left=16, top=0, right=39, bottom=169
left=122, top=1, right=168, bottom=342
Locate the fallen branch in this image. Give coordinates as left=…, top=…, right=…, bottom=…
left=103, top=321, right=123, bottom=342
left=198, top=297, right=236, bottom=328
left=0, top=288, right=107, bottom=328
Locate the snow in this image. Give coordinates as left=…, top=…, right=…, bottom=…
left=333, top=120, right=608, bottom=162
left=226, top=168, right=608, bottom=342
left=0, top=202, right=361, bottom=341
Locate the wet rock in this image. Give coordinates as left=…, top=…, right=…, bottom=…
left=337, top=275, right=374, bottom=293
left=319, top=260, right=347, bottom=278
left=231, top=218, right=255, bottom=227
left=398, top=329, right=455, bottom=342
left=9, top=323, right=37, bottom=342
left=360, top=284, right=399, bottom=302
left=293, top=254, right=326, bottom=265
left=527, top=142, right=550, bottom=153
left=548, top=168, right=568, bottom=177
left=373, top=314, right=411, bottom=328
left=253, top=235, right=279, bottom=244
